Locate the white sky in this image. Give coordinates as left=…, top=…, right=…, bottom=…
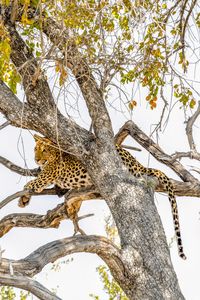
left=0, top=82, right=200, bottom=300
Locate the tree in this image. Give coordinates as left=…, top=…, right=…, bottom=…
left=0, top=1, right=200, bottom=299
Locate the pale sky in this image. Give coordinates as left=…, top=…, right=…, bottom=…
left=0, top=84, right=200, bottom=300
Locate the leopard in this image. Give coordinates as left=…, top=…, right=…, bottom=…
left=24, top=135, right=92, bottom=192
left=22, top=134, right=186, bottom=260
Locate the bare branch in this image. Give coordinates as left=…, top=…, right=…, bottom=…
left=116, top=120, right=198, bottom=183
left=121, top=144, right=141, bottom=152
left=0, top=236, right=122, bottom=279
left=157, top=179, right=200, bottom=197
left=0, top=188, right=58, bottom=210
left=171, top=151, right=200, bottom=161
left=0, top=186, right=101, bottom=237
left=0, top=274, right=62, bottom=300
left=0, top=156, right=39, bottom=176
left=0, top=202, right=66, bottom=237
left=190, top=167, right=200, bottom=175
left=185, top=101, right=200, bottom=151
left=0, top=120, right=10, bottom=130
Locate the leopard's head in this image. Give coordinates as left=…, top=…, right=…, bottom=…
left=34, top=135, right=59, bottom=166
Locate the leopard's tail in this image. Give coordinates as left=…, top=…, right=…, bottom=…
left=148, top=168, right=186, bottom=260
left=166, top=181, right=186, bottom=260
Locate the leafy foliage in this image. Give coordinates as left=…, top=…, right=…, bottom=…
left=90, top=266, right=128, bottom=300
left=89, top=216, right=127, bottom=300
left=0, top=21, right=20, bottom=93
left=1, top=1, right=199, bottom=108
left=0, top=286, right=29, bottom=300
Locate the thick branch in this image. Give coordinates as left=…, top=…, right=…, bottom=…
left=1, top=177, right=199, bottom=239
left=0, top=156, right=39, bottom=176
left=0, top=80, right=37, bottom=129
left=0, top=274, right=61, bottom=300
left=0, top=235, right=123, bottom=280
left=115, top=120, right=198, bottom=183
left=2, top=11, right=55, bottom=109
left=157, top=179, right=200, bottom=197
left=185, top=101, right=200, bottom=151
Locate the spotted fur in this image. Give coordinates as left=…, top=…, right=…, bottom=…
left=116, top=144, right=186, bottom=260
left=24, top=135, right=92, bottom=192
left=24, top=135, right=186, bottom=259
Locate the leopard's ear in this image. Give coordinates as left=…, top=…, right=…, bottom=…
left=34, top=134, right=44, bottom=142
left=34, top=134, right=54, bottom=145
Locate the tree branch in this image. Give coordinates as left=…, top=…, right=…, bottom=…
left=0, top=274, right=62, bottom=300
left=115, top=120, right=198, bottom=183
left=0, top=188, right=57, bottom=210
left=185, top=100, right=200, bottom=151
left=171, top=151, right=200, bottom=161
left=0, top=120, right=10, bottom=130
left=0, top=155, right=40, bottom=176
left=0, top=80, right=36, bottom=129
left=0, top=187, right=101, bottom=237
left=2, top=11, right=55, bottom=109
left=0, top=202, right=65, bottom=237
left=0, top=235, right=123, bottom=280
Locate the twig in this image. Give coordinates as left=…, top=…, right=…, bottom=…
left=77, top=213, right=94, bottom=221
left=0, top=121, right=10, bottom=130
left=189, top=167, right=200, bottom=175
left=185, top=101, right=200, bottom=151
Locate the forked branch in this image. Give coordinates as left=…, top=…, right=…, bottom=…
left=0, top=187, right=101, bottom=237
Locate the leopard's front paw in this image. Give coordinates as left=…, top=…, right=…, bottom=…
left=18, top=194, right=31, bottom=207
